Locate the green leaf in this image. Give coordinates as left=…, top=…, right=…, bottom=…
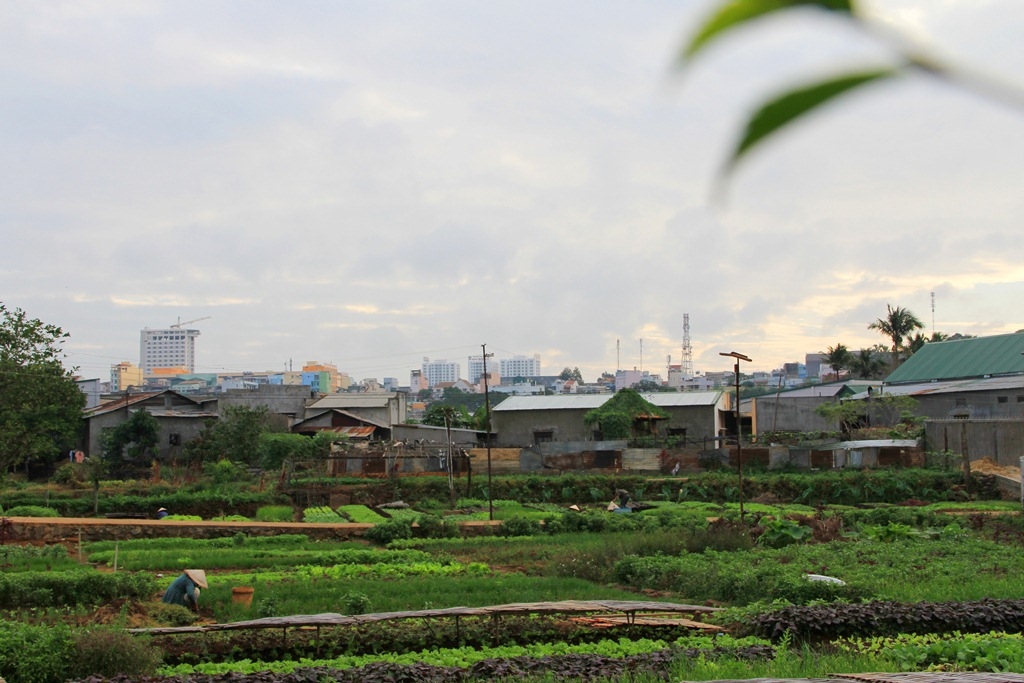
left=683, top=0, right=856, bottom=61
left=723, top=67, right=898, bottom=175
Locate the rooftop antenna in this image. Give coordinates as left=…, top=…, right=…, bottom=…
left=931, top=291, right=935, bottom=336
left=616, top=339, right=620, bottom=372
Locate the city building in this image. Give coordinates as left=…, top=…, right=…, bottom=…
left=301, top=361, right=351, bottom=393
left=110, top=361, right=144, bottom=391
left=409, top=369, right=427, bottom=393
left=140, top=327, right=200, bottom=375
left=467, top=355, right=505, bottom=384
left=499, top=354, right=541, bottom=379
left=421, top=358, right=460, bottom=387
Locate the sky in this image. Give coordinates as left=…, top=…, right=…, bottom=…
left=2, top=0, right=1023, bottom=385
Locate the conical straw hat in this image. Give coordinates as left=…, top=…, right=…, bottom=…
left=184, top=569, right=208, bottom=589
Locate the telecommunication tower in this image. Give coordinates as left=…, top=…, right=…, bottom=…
left=681, top=314, right=693, bottom=379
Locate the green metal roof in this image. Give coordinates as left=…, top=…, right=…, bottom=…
left=884, top=332, right=1024, bottom=384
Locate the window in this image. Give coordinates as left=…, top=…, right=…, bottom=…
left=533, top=430, right=554, bottom=445
left=997, top=396, right=1009, bottom=404
left=955, top=398, right=967, bottom=407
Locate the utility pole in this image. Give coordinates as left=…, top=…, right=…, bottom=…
left=481, top=343, right=495, bottom=521
left=720, top=352, right=752, bottom=522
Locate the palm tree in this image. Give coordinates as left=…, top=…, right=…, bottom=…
left=849, top=348, right=887, bottom=379
left=824, top=343, right=853, bottom=381
left=907, top=330, right=950, bottom=355
left=868, top=304, right=924, bottom=369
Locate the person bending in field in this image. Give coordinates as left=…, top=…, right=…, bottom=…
left=162, top=569, right=208, bottom=612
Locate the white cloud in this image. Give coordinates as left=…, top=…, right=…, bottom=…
left=1, top=0, right=1022, bottom=382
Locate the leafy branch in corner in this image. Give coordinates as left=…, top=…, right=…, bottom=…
left=679, top=0, right=1024, bottom=193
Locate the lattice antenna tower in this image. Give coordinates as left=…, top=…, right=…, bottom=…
left=681, top=314, right=693, bottom=379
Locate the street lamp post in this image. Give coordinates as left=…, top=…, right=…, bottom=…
left=720, top=352, right=752, bottom=522
left=482, top=344, right=494, bottom=521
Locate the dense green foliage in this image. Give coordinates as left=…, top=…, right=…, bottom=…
left=583, top=389, right=667, bottom=439
left=0, top=488, right=289, bottom=518
left=101, top=409, right=160, bottom=475
left=0, top=304, right=86, bottom=476
left=0, top=570, right=157, bottom=608
left=0, top=619, right=73, bottom=683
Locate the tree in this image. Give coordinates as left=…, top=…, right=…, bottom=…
left=102, top=409, right=159, bottom=476
left=824, top=343, right=853, bottom=382
left=909, top=331, right=953, bottom=354
left=0, top=304, right=86, bottom=475
left=422, top=403, right=474, bottom=429
left=868, top=305, right=924, bottom=369
left=558, top=367, right=584, bottom=382
left=849, top=348, right=887, bottom=379
left=183, top=405, right=277, bottom=465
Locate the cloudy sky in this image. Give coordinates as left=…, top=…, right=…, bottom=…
left=3, top=0, right=1023, bottom=384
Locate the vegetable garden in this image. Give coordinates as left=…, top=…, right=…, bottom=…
left=2, top=467, right=1024, bottom=683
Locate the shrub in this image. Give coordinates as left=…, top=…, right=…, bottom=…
left=343, top=591, right=372, bottom=615
left=499, top=516, right=542, bottom=537
left=4, top=505, right=59, bottom=517
left=0, top=619, right=72, bottom=683
left=68, top=628, right=161, bottom=679
left=161, top=514, right=203, bottom=521
left=204, top=459, right=248, bottom=485
left=416, top=514, right=460, bottom=539
left=364, top=519, right=414, bottom=545
left=148, top=602, right=199, bottom=627
left=255, top=596, right=279, bottom=618
left=255, top=505, right=295, bottom=522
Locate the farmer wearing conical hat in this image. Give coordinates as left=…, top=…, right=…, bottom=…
left=161, top=569, right=208, bottom=612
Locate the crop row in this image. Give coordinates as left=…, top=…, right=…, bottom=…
left=158, top=634, right=769, bottom=677
left=0, top=571, right=157, bottom=609
left=750, top=598, right=1024, bottom=641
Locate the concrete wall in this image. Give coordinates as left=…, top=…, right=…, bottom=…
left=658, top=404, right=723, bottom=444
left=916, top=391, right=1024, bottom=420
left=219, top=385, right=315, bottom=418
left=393, top=423, right=481, bottom=446
left=491, top=405, right=720, bottom=448
left=753, top=396, right=837, bottom=433
left=84, top=410, right=210, bottom=462
left=491, top=408, right=594, bottom=446
left=925, top=419, right=1024, bottom=467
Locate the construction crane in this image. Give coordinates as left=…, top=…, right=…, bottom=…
left=170, top=316, right=211, bottom=329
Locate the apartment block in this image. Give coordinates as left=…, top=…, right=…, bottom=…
left=140, top=328, right=200, bottom=375
left=499, top=354, right=541, bottom=379
left=421, top=358, right=460, bottom=387
left=110, top=361, right=144, bottom=391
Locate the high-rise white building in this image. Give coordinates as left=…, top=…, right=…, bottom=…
left=140, top=328, right=200, bottom=375
left=421, top=357, right=460, bottom=387
left=500, top=354, right=541, bottom=379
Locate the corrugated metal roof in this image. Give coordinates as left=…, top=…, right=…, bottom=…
left=828, top=440, right=919, bottom=449
left=885, top=333, right=1024, bottom=384
left=308, top=394, right=395, bottom=409
left=321, top=426, right=377, bottom=438
left=493, top=391, right=722, bottom=412
left=847, top=375, right=1024, bottom=401
left=644, top=391, right=723, bottom=407
left=494, top=395, right=608, bottom=411
left=295, top=409, right=390, bottom=430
